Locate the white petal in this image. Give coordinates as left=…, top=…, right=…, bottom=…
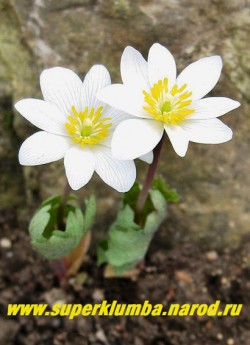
left=64, top=146, right=95, bottom=190
left=40, top=67, right=82, bottom=115
left=112, top=118, right=163, bottom=160
left=98, top=84, right=151, bottom=119
left=177, top=56, right=222, bottom=100
left=81, top=64, right=111, bottom=110
left=188, top=97, right=241, bottom=120
left=92, top=146, right=136, bottom=192
left=181, top=118, right=233, bottom=144
left=19, top=131, right=71, bottom=166
left=102, top=105, right=133, bottom=127
left=15, top=99, right=67, bottom=136
left=139, top=151, right=153, bottom=164
left=148, top=43, right=177, bottom=88
left=121, top=46, right=150, bottom=90
left=164, top=125, right=189, bottom=157
left=98, top=108, right=133, bottom=148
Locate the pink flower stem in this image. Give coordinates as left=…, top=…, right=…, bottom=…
left=136, top=138, right=164, bottom=214
left=54, top=180, right=72, bottom=282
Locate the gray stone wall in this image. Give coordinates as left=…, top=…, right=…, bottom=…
left=0, top=0, right=249, bottom=248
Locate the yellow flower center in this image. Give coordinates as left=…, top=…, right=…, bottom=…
left=143, top=78, right=195, bottom=125
left=65, top=106, right=112, bottom=146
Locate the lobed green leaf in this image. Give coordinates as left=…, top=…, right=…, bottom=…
left=97, top=189, right=167, bottom=274
left=28, top=195, right=96, bottom=260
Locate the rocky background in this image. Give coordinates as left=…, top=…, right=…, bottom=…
left=0, top=1, right=250, bottom=344
left=0, top=0, right=249, bottom=248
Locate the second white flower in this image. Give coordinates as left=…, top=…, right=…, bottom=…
left=98, top=43, right=240, bottom=158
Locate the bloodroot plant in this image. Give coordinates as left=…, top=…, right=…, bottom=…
left=16, top=43, right=240, bottom=277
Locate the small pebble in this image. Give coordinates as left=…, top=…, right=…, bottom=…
left=145, top=266, right=157, bottom=273
left=92, top=288, right=105, bottom=302
left=206, top=250, right=218, bottom=261
left=54, top=299, right=66, bottom=306
left=0, top=238, right=12, bottom=249
left=96, top=329, right=108, bottom=344
left=201, top=286, right=207, bottom=293
left=221, top=277, right=229, bottom=285
left=175, top=270, right=192, bottom=283
left=217, top=333, right=223, bottom=340
left=43, top=288, right=66, bottom=306
left=216, top=269, right=223, bottom=275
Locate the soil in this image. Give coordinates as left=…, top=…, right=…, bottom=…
left=0, top=207, right=250, bottom=345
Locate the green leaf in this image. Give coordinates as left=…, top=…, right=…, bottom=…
left=123, top=182, right=155, bottom=226
left=28, top=195, right=96, bottom=260
left=28, top=205, right=51, bottom=239
left=41, top=195, right=61, bottom=208
left=123, top=183, right=141, bottom=210
left=84, top=195, right=96, bottom=230
left=97, top=189, right=167, bottom=274
left=29, top=205, right=84, bottom=259
left=152, top=176, right=180, bottom=203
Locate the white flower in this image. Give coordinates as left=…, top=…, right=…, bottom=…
left=15, top=65, right=148, bottom=192
left=98, top=43, right=240, bottom=158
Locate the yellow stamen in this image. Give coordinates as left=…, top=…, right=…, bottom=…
left=65, top=106, right=112, bottom=147
left=143, top=78, right=195, bottom=125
